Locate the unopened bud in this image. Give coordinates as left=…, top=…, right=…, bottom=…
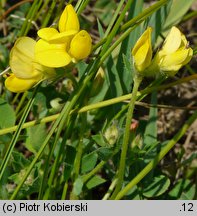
left=104, top=123, right=119, bottom=146
left=90, top=67, right=105, bottom=97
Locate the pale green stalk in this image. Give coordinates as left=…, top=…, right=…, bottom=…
left=19, top=0, right=41, bottom=36
left=0, top=74, right=196, bottom=136
left=42, top=115, right=73, bottom=199
left=75, top=0, right=90, bottom=15
left=111, top=75, right=143, bottom=199
left=15, top=92, right=28, bottom=115
left=102, top=179, right=118, bottom=200
left=73, top=114, right=87, bottom=180
left=61, top=182, right=68, bottom=200
left=82, top=161, right=106, bottom=183
left=115, top=110, right=197, bottom=200
left=41, top=0, right=56, bottom=28
left=121, top=0, right=169, bottom=31
left=23, top=0, right=42, bottom=35
left=99, top=0, right=134, bottom=57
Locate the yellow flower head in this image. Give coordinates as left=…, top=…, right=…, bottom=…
left=35, top=4, right=92, bottom=68
left=155, top=26, right=193, bottom=76
left=132, top=27, right=152, bottom=73
left=5, top=37, right=55, bottom=93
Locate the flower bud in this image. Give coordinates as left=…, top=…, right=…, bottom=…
left=69, top=30, right=92, bottom=61
left=132, top=27, right=152, bottom=73
left=59, top=4, right=80, bottom=33
left=104, top=124, right=119, bottom=146
left=90, top=67, right=105, bottom=97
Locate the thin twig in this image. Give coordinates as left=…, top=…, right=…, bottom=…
left=0, top=0, right=34, bottom=21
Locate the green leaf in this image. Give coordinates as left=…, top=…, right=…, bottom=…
left=11, top=151, right=30, bottom=172
left=92, top=134, right=106, bottom=147
left=97, top=147, right=114, bottom=161
left=97, top=18, right=104, bottom=38
left=122, top=53, right=134, bottom=84
left=86, top=175, right=106, bottom=189
left=143, top=91, right=158, bottom=146
left=64, top=145, right=76, bottom=181
left=8, top=162, right=41, bottom=198
left=76, top=61, right=88, bottom=79
left=142, top=175, right=170, bottom=198
left=73, top=177, right=83, bottom=196
left=156, top=0, right=195, bottom=46
left=25, top=124, right=47, bottom=154
left=123, top=184, right=141, bottom=200
left=81, top=152, right=98, bottom=174
left=169, top=179, right=196, bottom=200
left=94, top=0, right=116, bottom=26
left=148, top=0, right=172, bottom=42
left=0, top=98, right=16, bottom=129
left=163, top=0, right=195, bottom=30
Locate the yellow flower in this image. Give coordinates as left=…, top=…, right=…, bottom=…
left=132, top=27, right=152, bottom=73
left=5, top=37, right=55, bottom=93
left=35, top=4, right=92, bottom=68
left=155, top=26, right=193, bottom=76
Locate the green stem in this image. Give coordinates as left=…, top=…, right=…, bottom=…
left=82, top=161, right=106, bottom=183
left=15, top=91, right=28, bottom=115
left=41, top=0, right=56, bottom=28
left=120, top=0, right=169, bottom=31
left=115, top=109, right=197, bottom=200
left=1, top=74, right=196, bottom=136
left=0, top=113, right=59, bottom=136
left=73, top=114, right=86, bottom=179
left=102, top=178, right=118, bottom=200
left=12, top=93, right=20, bottom=105
left=75, top=0, right=90, bottom=15
left=61, top=182, right=68, bottom=200
left=99, top=0, right=134, bottom=57
left=111, top=75, right=142, bottom=199
left=43, top=116, right=72, bottom=199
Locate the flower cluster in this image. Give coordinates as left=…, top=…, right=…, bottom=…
left=35, top=4, right=92, bottom=68
left=5, top=4, right=92, bottom=93
left=132, top=26, right=193, bottom=77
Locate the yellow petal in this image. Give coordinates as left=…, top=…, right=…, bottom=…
left=69, top=30, right=92, bottom=60
left=37, top=28, right=59, bottom=41
left=132, top=27, right=152, bottom=72
left=59, top=4, right=80, bottom=33
left=13, top=37, right=35, bottom=59
left=181, top=48, right=193, bottom=65
left=132, top=27, right=152, bottom=56
left=35, top=39, right=71, bottom=67
left=5, top=74, right=38, bottom=93
left=48, top=30, right=77, bottom=43
left=162, top=26, right=182, bottom=53
left=10, top=37, right=41, bottom=79
left=160, top=49, right=192, bottom=71
left=180, top=33, right=188, bottom=47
